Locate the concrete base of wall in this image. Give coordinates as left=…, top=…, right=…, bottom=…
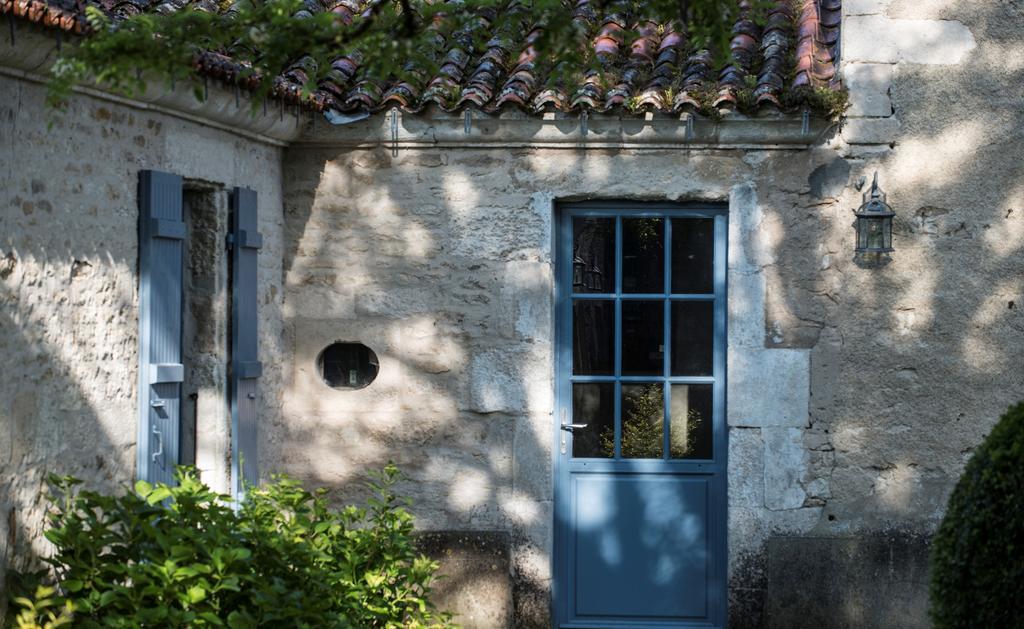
left=731, top=532, right=932, bottom=629
left=419, top=529, right=932, bottom=629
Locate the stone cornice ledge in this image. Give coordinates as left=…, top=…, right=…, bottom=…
left=1, top=22, right=304, bottom=146
left=296, top=109, right=837, bottom=150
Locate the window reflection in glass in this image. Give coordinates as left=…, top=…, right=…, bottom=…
left=573, top=300, right=614, bottom=375
left=671, top=301, right=714, bottom=376
left=623, top=218, right=664, bottom=293
left=671, top=218, right=714, bottom=294
left=620, top=383, right=665, bottom=459
left=572, top=383, right=615, bottom=458
left=622, top=301, right=663, bottom=376
left=669, top=384, right=713, bottom=459
left=572, top=217, right=615, bottom=293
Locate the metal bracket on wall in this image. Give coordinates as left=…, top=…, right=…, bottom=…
left=390, top=107, right=400, bottom=156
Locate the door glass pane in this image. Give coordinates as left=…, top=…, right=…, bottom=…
left=671, top=218, right=714, bottom=294
left=621, top=383, right=664, bottom=459
left=622, top=301, right=663, bottom=376
left=572, top=383, right=615, bottom=458
left=573, top=217, right=615, bottom=294
left=670, top=301, right=714, bottom=376
left=670, top=384, right=713, bottom=459
left=622, top=218, right=664, bottom=293
left=573, top=300, right=614, bottom=375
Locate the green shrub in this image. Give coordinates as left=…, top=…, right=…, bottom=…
left=10, top=586, right=75, bottom=629
left=930, top=401, right=1024, bottom=628
left=10, top=465, right=452, bottom=628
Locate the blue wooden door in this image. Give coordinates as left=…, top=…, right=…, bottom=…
left=554, top=204, right=728, bottom=628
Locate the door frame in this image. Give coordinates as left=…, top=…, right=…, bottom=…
left=552, top=200, right=729, bottom=628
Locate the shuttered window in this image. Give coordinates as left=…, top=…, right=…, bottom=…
left=229, top=187, right=262, bottom=497
left=137, top=170, right=186, bottom=486
left=137, top=173, right=261, bottom=497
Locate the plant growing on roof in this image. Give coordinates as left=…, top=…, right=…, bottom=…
left=46, top=0, right=785, bottom=113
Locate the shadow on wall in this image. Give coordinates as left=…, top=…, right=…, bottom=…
left=277, top=146, right=669, bottom=626
left=766, top=0, right=1024, bottom=527
left=746, top=2, right=1024, bottom=627
left=278, top=128, right=840, bottom=626
left=277, top=6, right=1024, bottom=621
left=1, top=3, right=1019, bottom=628
left=0, top=256, right=136, bottom=609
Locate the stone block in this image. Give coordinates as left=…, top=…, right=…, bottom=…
left=843, top=0, right=891, bottom=14
left=841, top=117, right=901, bottom=145
left=729, top=587, right=767, bottom=629
left=843, top=16, right=976, bottom=65
left=512, top=416, right=553, bottom=502
left=728, top=349, right=811, bottom=428
left=843, top=64, right=894, bottom=117
left=729, top=427, right=765, bottom=508
left=416, top=531, right=513, bottom=629
left=467, top=350, right=527, bottom=414
left=763, top=427, right=808, bottom=511
left=728, top=184, right=766, bottom=274
left=728, top=270, right=767, bottom=349
left=729, top=507, right=769, bottom=558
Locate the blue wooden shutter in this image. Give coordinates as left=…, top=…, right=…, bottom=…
left=137, top=170, right=185, bottom=485
left=229, top=187, right=262, bottom=497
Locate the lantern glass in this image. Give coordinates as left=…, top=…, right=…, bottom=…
left=867, top=217, right=885, bottom=250
left=854, top=174, right=895, bottom=255
left=856, top=215, right=894, bottom=253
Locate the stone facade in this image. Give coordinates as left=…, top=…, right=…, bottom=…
left=0, top=55, right=292, bottom=597
left=3, top=1, right=1024, bottom=627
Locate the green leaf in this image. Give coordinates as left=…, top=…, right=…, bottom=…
left=146, top=486, right=173, bottom=505
left=62, top=579, right=84, bottom=592
left=98, top=589, right=118, bottom=607
left=186, top=584, right=207, bottom=604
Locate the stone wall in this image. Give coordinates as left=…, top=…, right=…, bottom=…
left=272, top=139, right=937, bottom=626
left=0, top=70, right=289, bottom=597
left=1, top=0, right=1022, bottom=626
left=274, top=0, right=1024, bottom=615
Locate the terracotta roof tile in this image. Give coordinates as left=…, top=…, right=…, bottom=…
left=2, top=0, right=843, bottom=115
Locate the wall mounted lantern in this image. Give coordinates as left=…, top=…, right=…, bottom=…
left=854, top=173, right=895, bottom=257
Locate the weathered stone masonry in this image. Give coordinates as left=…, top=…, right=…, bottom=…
left=3, top=1, right=1024, bottom=627
left=0, top=51, right=293, bottom=599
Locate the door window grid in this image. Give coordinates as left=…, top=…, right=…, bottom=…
left=570, top=214, right=718, bottom=461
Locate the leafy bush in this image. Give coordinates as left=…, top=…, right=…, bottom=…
left=10, top=465, right=452, bottom=628
left=930, top=401, right=1024, bottom=628
left=10, top=586, right=74, bottom=629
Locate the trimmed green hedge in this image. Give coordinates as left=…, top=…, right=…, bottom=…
left=930, top=401, right=1024, bottom=628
